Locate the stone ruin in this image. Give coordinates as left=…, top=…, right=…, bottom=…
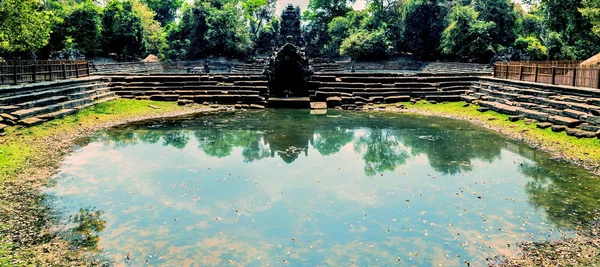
left=279, top=4, right=302, bottom=47
left=263, top=4, right=312, bottom=98
left=264, top=43, right=312, bottom=98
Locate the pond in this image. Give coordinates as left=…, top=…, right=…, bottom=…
left=46, top=109, right=600, bottom=266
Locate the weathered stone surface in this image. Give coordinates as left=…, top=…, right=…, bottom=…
left=150, top=94, right=179, bottom=101
left=38, top=109, right=77, bottom=120
left=549, top=115, right=582, bottom=127
left=461, top=95, right=477, bottom=103
left=429, top=100, right=437, bottom=104
left=369, top=96, right=384, bottom=103
left=477, top=107, right=489, bottom=112
left=341, top=104, right=358, bottom=110
left=581, top=123, right=600, bottom=132
left=250, top=104, right=265, bottom=109
left=19, top=117, right=45, bottom=127
left=587, top=116, right=600, bottom=124
left=462, top=103, right=470, bottom=107
left=0, top=106, right=19, bottom=113
left=177, top=99, right=193, bottom=106
left=508, top=115, right=523, bottom=122
left=522, top=110, right=549, bottom=122
left=1, top=113, right=18, bottom=122
left=326, top=97, right=342, bottom=102
left=524, top=119, right=537, bottom=125
left=384, top=96, right=410, bottom=103
left=0, top=123, right=8, bottom=131
left=565, top=128, right=597, bottom=138
left=310, top=102, right=327, bottom=109
left=536, top=122, right=552, bottom=129
left=560, top=109, right=588, bottom=120
left=551, top=125, right=567, bottom=132
left=234, top=104, right=243, bottom=109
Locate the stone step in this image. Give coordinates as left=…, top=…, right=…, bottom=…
left=425, top=95, right=463, bottom=102
left=0, top=82, right=105, bottom=105
left=560, top=109, right=588, bottom=120
left=18, top=117, right=45, bottom=127
left=38, top=108, right=78, bottom=120
left=548, top=115, right=581, bottom=127
left=15, top=95, right=70, bottom=109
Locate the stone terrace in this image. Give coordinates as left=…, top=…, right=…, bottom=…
left=0, top=77, right=116, bottom=131
left=464, top=77, right=600, bottom=138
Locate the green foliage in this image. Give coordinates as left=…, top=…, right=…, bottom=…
left=440, top=5, right=495, bottom=62
left=473, top=0, right=518, bottom=48
left=63, top=1, right=103, bottom=56
left=402, top=0, right=447, bottom=59
left=141, top=0, right=184, bottom=25
left=0, top=0, right=52, bottom=55
left=514, top=36, right=547, bottom=59
left=580, top=0, right=600, bottom=38
left=102, top=0, right=146, bottom=60
left=544, top=31, right=577, bottom=60
left=340, top=28, right=391, bottom=60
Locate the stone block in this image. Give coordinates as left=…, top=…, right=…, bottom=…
left=549, top=115, right=582, bottom=127
left=551, top=125, right=567, bottom=132
left=18, top=117, right=45, bottom=127
left=581, top=123, right=600, bottom=132
left=250, top=104, right=265, bottom=109
left=566, top=128, right=597, bottom=138
left=536, top=122, right=552, bottom=129
left=369, top=96, right=384, bottom=104
left=384, top=96, right=411, bottom=104
left=522, top=110, right=549, bottom=122
left=587, top=116, right=600, bottom=124
left=508, top=115, right=523, bottom=122
left=310, top=102, right=327, bottom=109
left=326, top=96, right=342, bottom=102
left=477, top=107, right=490, bottom=112
left=560, top=109, right=588, bottom=120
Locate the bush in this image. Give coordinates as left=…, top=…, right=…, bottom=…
left=514, top=36, right=547, bottom=59
left=339, top=28, right=391, bottom=60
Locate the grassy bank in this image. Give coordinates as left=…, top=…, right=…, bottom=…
left=0, top=99, right=217, bottom=265
left=388, top=101, right=600, bottom=175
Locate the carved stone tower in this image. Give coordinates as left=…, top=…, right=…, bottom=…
left=280, top=4, right=302, bottom=46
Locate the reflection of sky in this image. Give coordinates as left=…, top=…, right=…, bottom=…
left=46, top=110, right=598, bottom=266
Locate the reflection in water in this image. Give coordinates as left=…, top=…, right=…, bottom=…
left=48, top=110, right=600, bottom=266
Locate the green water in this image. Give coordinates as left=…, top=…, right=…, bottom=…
left=47, top=109, right=600, bottom=266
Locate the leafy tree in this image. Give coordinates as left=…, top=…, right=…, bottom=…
left=0, top=0, right=52, bottom=56
left=472, top=0, right=518, bottom=49
left=514, top=36, right=548, bottom=59
left=580, top=0, right=600, bottom=38
left=402, top=0, right=447, bottom=59
left=141, top=0, right=184, bottom=26
left=102, top=0, right=146, bottom=60
left=303, top=0, right=352, bottom=56
left=440, top=4, right=495, bottom=62
left=340, top=28, right=391, bottom=60
left=132, top=0, right=168, bottom=56
left=63, top=0, right=103, bottom=56
left=204, top=0, right=252, bottom=56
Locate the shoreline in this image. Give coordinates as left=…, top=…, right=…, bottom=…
left=1, top=99, right=599, bottom=265
left=375, top=102, right=600, bottom=176
left=0, top=100, right=231, bottom=265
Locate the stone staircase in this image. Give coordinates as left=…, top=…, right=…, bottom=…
left=0, top=77, right=117, bottom=131
left=309, top=73, right=478, bottom=109
left=464, top=78, right=600, bottom=138
left=230, top=63, right=264, bottom=74
left=421, top=62, right=493, bottom=75
left=107, top=74, right=268, bottom=106
left=91, top=62, right=164, bottom=74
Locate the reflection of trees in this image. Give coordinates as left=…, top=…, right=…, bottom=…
left=401, top=129, right=503, bottom=175
left=163, top=131, right=190, bottom=149
left=67, top=207, right=105, bottom=251
left=312, top=128, right=354, bottom=156
left=520, top=162, right=600, bottom=230
left=354, top=129, right=409, bottom=176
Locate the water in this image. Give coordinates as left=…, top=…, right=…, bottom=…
left=46, top=110, right=600, bottom=266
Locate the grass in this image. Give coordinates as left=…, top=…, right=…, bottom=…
left=394, top=101, right=600, bottom=173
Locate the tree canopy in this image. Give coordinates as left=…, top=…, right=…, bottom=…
left=1, top=0, right=599, bottom=62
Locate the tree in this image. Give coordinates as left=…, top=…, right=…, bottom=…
left=440, top=5, right=495, bottom=62
left=132, top=0, right=167, bottom=56
left=141, top=0, right=184, bottom=26
left=514, top=36, right=547, bottom=59
left=402, top=0, right=447, bottom=59
left=63, top=0, right=103, bottom=56
left=303, top=0, right=352, bottom=56
left=0, top=0, right=52, bottom=56
left=102, top=0, right=146, bottom=60
left=473, top=0, right=518, bottom=49
left=580, top=0, right=600, bottom=38
left=340, top=28, right=391, bottom=60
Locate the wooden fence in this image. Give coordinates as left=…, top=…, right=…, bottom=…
left=494, top=61, right=600, bottom=89
left=0, top=60, right=90, bottom=86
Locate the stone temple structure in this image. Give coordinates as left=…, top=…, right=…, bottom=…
left=264, top=43, right=312, bottom=98
left=279, top=4, right=302, bottom=46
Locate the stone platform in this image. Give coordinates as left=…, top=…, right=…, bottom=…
left=268, top=97, right=311, bottom=108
